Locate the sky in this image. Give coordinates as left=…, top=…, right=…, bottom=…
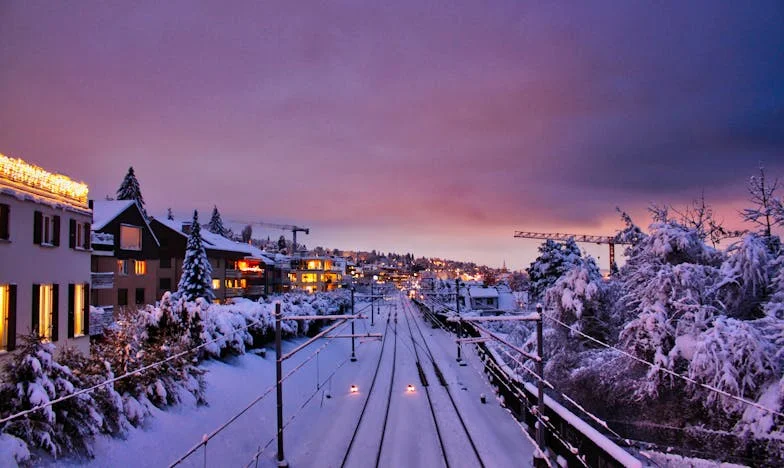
left=1, top=1, right=782, bottom=270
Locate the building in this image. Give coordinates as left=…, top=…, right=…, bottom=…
left=289, top=256, right=344, bottom=293
left=0, top=154, right=92, bottom=356
left=90, top=200, right=161, bottom=313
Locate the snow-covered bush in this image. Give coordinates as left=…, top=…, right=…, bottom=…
left=688, top=317, right=777, bottom=416
left=545, top=256, right=610, bottom=343
left=718, top=233, right=776, bottom=319
left=0, top=334, right=101, bottom=458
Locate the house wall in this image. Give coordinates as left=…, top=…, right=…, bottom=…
left=91, top=256, right=161, bottom=310
left=0, top=194, right=91, bottom=358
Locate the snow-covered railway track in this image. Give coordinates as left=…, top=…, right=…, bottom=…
left=340, top=309, right=398, bottom=468
left=401, top=298, right=486, bottom=468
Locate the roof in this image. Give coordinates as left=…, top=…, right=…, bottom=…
left=155, top=217, right=255, bottom=256
left=92, top=200, right=135, bottom=230
left=91, top=200, right=160, bottom=246
left=468, top=286, right=499, bottom=298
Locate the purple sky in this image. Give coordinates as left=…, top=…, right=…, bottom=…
left=1, top=1, right=782, bottom=269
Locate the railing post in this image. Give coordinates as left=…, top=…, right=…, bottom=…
left=275, top=302, right=288, bottom=467
left=535, top=303, right=547, bottom=466
left=456, top=278, right=464, bottom=364
left=350, top=289, right=357, bottom=362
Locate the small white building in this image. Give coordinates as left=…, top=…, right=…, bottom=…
left=0, top=154, right=92, bottom=357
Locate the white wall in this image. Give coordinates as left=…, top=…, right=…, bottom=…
left=0, top=193, right=91, bottom=357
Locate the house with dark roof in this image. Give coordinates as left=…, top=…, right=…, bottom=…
left=90, top=200, right=161, bottom=312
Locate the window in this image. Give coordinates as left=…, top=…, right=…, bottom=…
left=69, top=220, right=91, bottom=250
left=0, top=284, right=16, bottom=351
left=134, top=260, right=147, bottom=275
left=34, top=284, right=58, bottom=342
left=135, top=288, right=145, bottom=305
left=159, top=278, right=172, bottom=291
left=160, top=257, right=171, bottom=269
left=0, top=204, right=9, bottom=240
left=212, top=279, right=221, bottom=290
left=33, top=212, right=60, bottom=246
left=69, top=284, right=88, bottom=338
left=118, top=260, right=129, bottom=275
left=118, top=288, right=128, bottom=306
left=119, top=224, right=142, bottom=251
left=302, top=273, right=318, bottom=283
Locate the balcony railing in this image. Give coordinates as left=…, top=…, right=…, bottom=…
left=225, top=269, right=242, bottom=279
left=91, top=272, right=114, bottom=290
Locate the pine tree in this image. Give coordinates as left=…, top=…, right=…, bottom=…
left=177, top=211, right=214, bottom=302
left=241, top=225, right=253, bottom=243
left=167, top=208, right=174, bottom=220
left=116, top=167, right=147, bottom=218
left=206, top=206, right=229, bottom=238
left=277, top=235, right=287, bottom=252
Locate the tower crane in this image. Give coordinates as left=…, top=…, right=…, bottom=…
left=513, top=231, right=630, bottom=269
left=256, top=222, right=310, bottom=255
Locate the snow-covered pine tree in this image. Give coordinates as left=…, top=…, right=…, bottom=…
left=177, top=211, right=214, bottom=303
left=718, top=233, right=775, bottom=319
left=116, top=167, right=147, bottom=218
left=526, top=238, right=584, bottom=300
left=206, top=205, right=229, bottom=238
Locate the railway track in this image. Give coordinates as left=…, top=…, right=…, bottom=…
left=401, top=297, right=486, bottom=468
left=340, top=306, right=397, bottom=468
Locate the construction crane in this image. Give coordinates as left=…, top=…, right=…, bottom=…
left=256, top=222, right=310, bottom=255
left=513, top=231, right=630, bottom=269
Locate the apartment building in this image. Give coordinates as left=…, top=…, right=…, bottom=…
left=0, top=154, right=92, bottom=356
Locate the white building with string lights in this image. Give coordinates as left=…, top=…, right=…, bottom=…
left=0, top=154, right=92, bottom=357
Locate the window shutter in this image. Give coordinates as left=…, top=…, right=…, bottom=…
left=7, top=284, right=16, bottom=351
left=69, top=219, right=76, bottom=248
left=51, top=284, right=59, bottom=341
left=33, top=211, right=42, bottom=244
left=31, top=284, right=40, bottom=336
left=83, top=284, right=90, bottom=336
left=0, top=204, right=9, bottom=240
left=52, top=216, right=61, bottom=247
left=85, top=223, right=91, bottom=249
left=67, top=284, right=75, bottom=338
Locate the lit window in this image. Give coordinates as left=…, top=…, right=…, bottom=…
left=0, top=285, right=9, bottom=350
left=119, top=225, right=142, bottom=250
left=302, top=273, right=318, bottom=283
left=212, top=279, right=221, bottom=290
left=73, top=284, right=85, bottom=337
left=240, top=279, right=247, bottom=288
left=118, top=260, right=129, bottom=275
left=134, top=260, right=147, bottom=275
left=39, top=285, right=54, bottom=341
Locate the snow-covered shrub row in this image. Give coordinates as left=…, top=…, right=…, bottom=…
left=497, top=202, right=784, bottom=463
left=0, top=290, right=349, bottom=464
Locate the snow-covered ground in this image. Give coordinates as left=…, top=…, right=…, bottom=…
left=49, top=295, right=534, bottom=467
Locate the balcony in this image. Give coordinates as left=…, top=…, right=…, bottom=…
left=225, top=269, right=242, bottom=279
left=225, top=287, right=244, bottom=298
left=91, top=272, right=114, bottom=290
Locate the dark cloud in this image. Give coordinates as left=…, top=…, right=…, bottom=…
left=0, top=0, right=782, bottom=268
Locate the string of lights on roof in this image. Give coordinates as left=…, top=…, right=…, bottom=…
left=0, top=153, right=89, bottom=208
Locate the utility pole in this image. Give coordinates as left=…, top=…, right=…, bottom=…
left=370, top=277, right=376, bottom=326
left=350, top=288, right=357, bottom=362
left=275, top=302, right=288, bottom=467
left=535, top=303, right=546, bottom=465
left=456, top=278, right=463, bottom=363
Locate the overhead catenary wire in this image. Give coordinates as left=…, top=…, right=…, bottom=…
left=246, top=354, right=354, bottom=467
left=169, top=318, right=354, bottom=466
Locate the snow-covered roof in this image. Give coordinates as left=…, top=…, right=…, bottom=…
left=92, top=200, right=135, bottom=230
left=243, top=244, right=277, bottom=264
left=468, top=286, right=499, bottom=298
left=155, top=217, right=255, bottom=256
left=91, top=199, right=160, bottom=247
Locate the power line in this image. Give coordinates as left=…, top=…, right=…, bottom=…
left=169, top=319, right=353, bottom=466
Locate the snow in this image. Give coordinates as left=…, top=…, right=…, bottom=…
left=90, top=200, right=135, bottom=230
left=0, top=434, right=31, bottom=467
left=469, top=286, right=499, bottom=299
left=155, top=217, right=254, bottom=256
left=45, top=296, right=536, bottom=467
